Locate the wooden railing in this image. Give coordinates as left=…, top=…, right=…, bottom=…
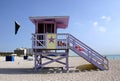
left=68, top=34, right=109, bottom=70
left=32, top=33, right=69, bottom=49
left=32, top=33, right=109, bottom=70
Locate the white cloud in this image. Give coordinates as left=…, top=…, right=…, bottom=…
left=92, top=15, right=111, bottom=33
left=99, top=26, right=107, bottom=32
left=101, top=16, right=111, bottom=22
left=101, top=16, right=106, bottom=19
left=93, top=21, right=98, bottom=27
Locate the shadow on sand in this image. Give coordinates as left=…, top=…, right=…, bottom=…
left=0, top=67, right=99, bottom=74
left=0, top=67, right=65, bottom=74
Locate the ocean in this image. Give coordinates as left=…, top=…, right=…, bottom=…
left=105, top=55, right=120, bottom=60
left=70, top=50, right=120, bottom=59
left=70, top=54, right=120, bottom=60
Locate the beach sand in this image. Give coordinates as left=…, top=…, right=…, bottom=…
left=0, top=56, right=120, bottom=81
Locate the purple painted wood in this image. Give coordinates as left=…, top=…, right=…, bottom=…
left=39, top=56, right=67, bottom=67
left=42, top=56, right=66, bottom=65
left=32, top=33, right=109, bottom=71
left=70, top=47, right=105, bottom=70
left=69, top=34, right=106, bottom=59
left=34, top=54, right=37, bottom=70
left=65, top=50, right=69, bottom=71
left=29, top=16, right=69, bottom=29
left=33, top=50, right=69, bottom=70
left=68, top=34, right=109, bottom=70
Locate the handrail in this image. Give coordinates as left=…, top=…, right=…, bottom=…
left=68, top=34, right=106, bottom=59
left=68, top=34, right=109, bottom=69
left=31, top=33, right=109, bottom=70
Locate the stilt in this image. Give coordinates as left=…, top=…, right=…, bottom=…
left=33, top=49, right=69, bottom=71
left=66, top=49, right=69, bottom=71
left=30, top=16, right=109, bottom=72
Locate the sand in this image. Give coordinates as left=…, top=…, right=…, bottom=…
left=0, top=56, right=120, bottom=81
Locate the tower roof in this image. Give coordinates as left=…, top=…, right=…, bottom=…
left=29, top=16, right=69, bottom=29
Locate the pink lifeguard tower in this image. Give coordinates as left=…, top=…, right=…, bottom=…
left=29, top=16, right=109, bottom=71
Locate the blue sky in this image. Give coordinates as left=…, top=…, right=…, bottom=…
left=0, top=0, right=120, bottom=55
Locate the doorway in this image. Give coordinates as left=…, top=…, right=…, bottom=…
left=37, top=23, right=55, bottom=46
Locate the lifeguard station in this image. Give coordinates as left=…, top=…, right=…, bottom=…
left=29, top=16, right=109, bottom=71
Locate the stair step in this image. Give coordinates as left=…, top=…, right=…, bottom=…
left=68, top=34, right=109, bottom=70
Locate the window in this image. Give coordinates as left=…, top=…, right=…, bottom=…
left=45, top=24, right=54, bottom=33
left=38, top=23, right=55, bottom=33
left=38, top=23, right=44, bottom=33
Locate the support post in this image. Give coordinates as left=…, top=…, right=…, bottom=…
left=34, top=54, right=37, bottom=70
left=66, top=49, right=69, bottom=71
left=40, top=54, right=42, bottom=66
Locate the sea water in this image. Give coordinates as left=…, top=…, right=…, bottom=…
left=105, top=55, right=120, bottom=60
left=70, top=54, right=120, bottom=60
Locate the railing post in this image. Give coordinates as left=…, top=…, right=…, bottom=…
left=88, top=50, right=92, bottom=61
left=67, top=34, right=69, bottom=49
left=34, top=52, right=37, bottom=71
left=66, top=49, right=69, bottom=71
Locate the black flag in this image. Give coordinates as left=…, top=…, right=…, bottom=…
left=15, top=21, right=20, bottom=35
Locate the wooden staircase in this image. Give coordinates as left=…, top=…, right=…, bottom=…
left=68, top=34, right=109, bottom=70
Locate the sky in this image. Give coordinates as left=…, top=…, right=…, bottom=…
left=0, top=0, right=120, bottom=55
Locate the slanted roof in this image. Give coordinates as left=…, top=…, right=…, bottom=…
left=29, top=16, right=69, bottom=29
